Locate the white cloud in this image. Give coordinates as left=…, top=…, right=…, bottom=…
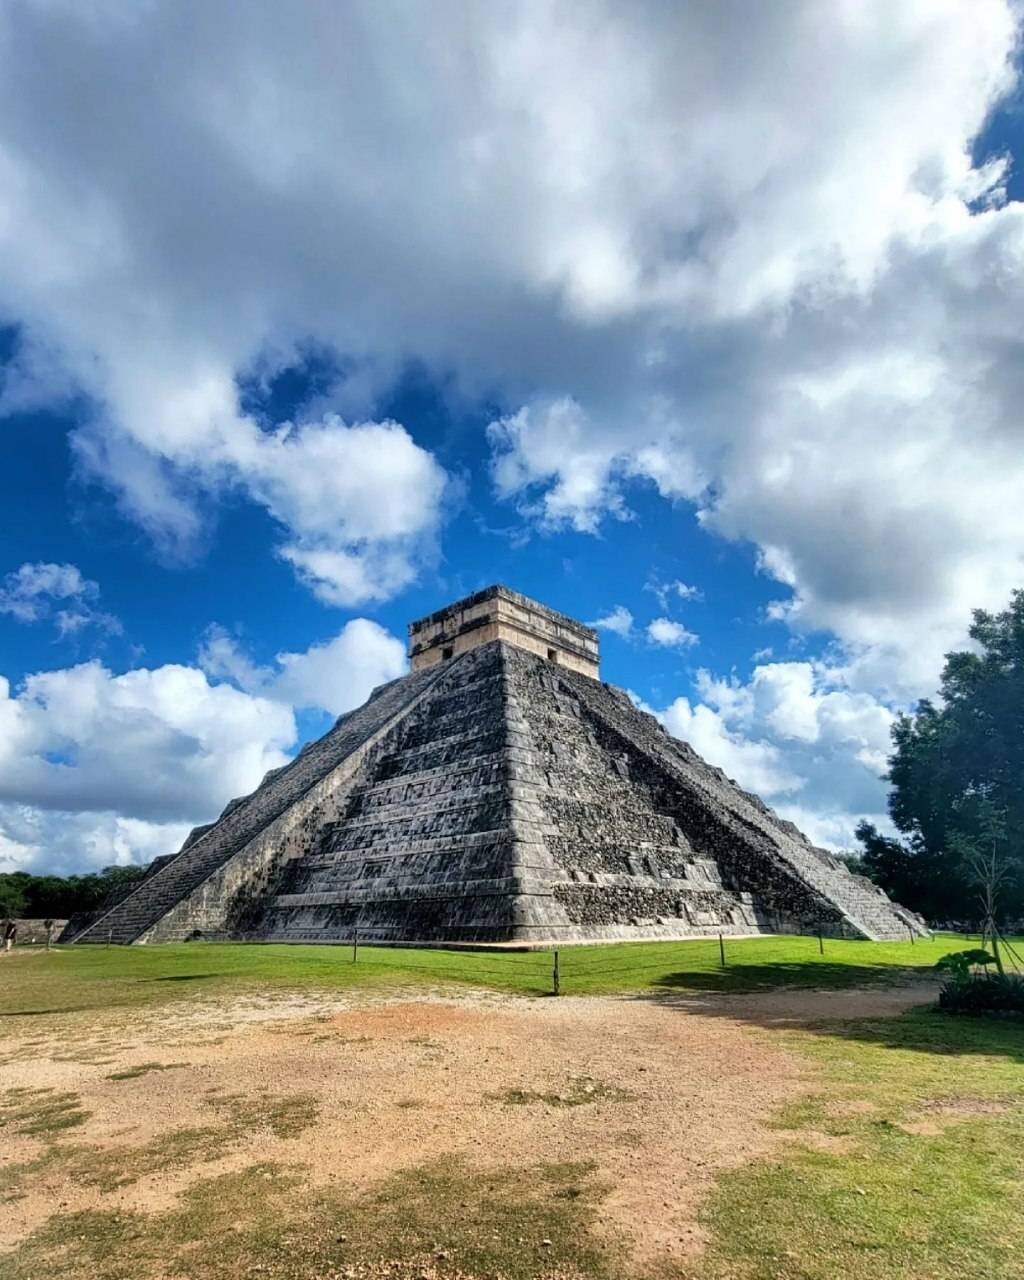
left=646, top=578, right=702, bottom=609
left=245, top=417, right=449, bottom=606
left=0, top=616, right=408, bottom=873
left=0, top=562, right=120, bottom=637
left=200, top=618, right=408, bottom=717
left=0, top=1, right=1021, bottom=818
left=488, top=399, right=629, bottom=533
left=0, top=806, right=191, bottom=878
left=76, top=408, right=449, bottom=606
left=589, top=605, right=634, bottom=638
left=646, top=617, right=699, bottom=649
left=652, top=659, right=897, bottom=848
left=0, top=664, right=296, bottom=824
left=660, top=695, right=803, bottom=800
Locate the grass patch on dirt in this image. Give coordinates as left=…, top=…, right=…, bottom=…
left=3, top=1122, right=238, bottom=1198
left=2, top=1090, right=322, bottom=1199
left=696, top=1007, right=1024, bottom=1280
left=0, top=1086, right=90, bottom=1136
left=209, top=1090, right=321, bottom=1139
left=489, top=1076, right=635, bottom=1108
left=0, top=932, right=992, bottom=1019
left=3, top=1157, right=613, bottom=1280
left=107, top=1060, right=187, bottom=1080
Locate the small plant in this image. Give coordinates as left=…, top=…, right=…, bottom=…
left=935, top=949, right=998, bottom=983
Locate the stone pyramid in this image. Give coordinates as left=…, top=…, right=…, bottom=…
left=67, top=586, right=924, bottom=946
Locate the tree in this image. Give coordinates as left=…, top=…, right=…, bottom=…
left=0, top=876, right=28, bottom=917
left=948, top=798, right=1012, bottom=972
left=0, top=864, right=149, bottom=920
left=860, top=589, right=1024, bottom=926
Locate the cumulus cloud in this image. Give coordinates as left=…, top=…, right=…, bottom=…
left=199, top=618, right=408, bottom=717
left=589, top=605, right=634, bottom=638
left=2, top=9, right=1020, bottom=614
left=0, top=616, right=408, bottom=873
left=658, top=696, right=803, bottom=801
left=0, top=665, right=295, bottom=824
left=652, top=661, right=897, bottom=848
left=0, top=562, right=120, bottom=637
left=489, top=399, right=630, bottom=533
left=76, top=408, right=449, bottom=605
left=3, top=1, right=1012, bottom=643
left=1, top=1, right=1023, bottom=845
left=0, top=805, right=192, bottom=879
left=646, top=617, right=699, bottom=649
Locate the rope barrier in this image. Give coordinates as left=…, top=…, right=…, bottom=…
left=325, top=931, right=952, bottom=995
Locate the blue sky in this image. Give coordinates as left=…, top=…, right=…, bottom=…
left=2, top=2, right=1023, bottom=873
left=0, top=347, right=790, bottom=701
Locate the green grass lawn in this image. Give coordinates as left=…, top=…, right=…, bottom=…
left=0, top=932, right=978, bottom=1017
left=701, top=1007, right=1024, bottom=1279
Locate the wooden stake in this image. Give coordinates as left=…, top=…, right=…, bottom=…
left=553, top=949, right=560, bottom=996
left=718, top=932, right=726, bottom=968
left=352, top=925, right=359, bottom=963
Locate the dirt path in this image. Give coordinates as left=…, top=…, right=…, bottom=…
left=0, top=982, right=935, bottom=1268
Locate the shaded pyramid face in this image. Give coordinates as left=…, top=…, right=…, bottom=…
left=69, top=639, right=923, bottom=946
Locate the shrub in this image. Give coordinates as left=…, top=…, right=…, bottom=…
left=938, top=973, right=1024, bottom=1016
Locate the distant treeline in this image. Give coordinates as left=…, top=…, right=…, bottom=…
left=0, top=865, right=147, bottom=919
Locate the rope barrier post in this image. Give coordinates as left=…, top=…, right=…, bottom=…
left=909, top=924, right=915, bottom=946
left=352, top=925, right=359, bottom=964
left=552, top=949, right=560, bottom=996
left=818, top=931, right=824, bottom=955
left=718, top=932, right=726, bottom=969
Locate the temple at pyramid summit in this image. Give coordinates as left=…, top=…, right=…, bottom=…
left=64, top=586, right=926, bottom=946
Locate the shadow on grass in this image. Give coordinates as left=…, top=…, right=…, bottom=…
left=800, top=1007, right=1024, bottom=1063
left=635, top=970, right=1024, bottom=1064
left=141, top=973, right=222, bottom=983
left=0, top=1006, right=99, bottom=1018
left=649, top=960, right=927, bottom=993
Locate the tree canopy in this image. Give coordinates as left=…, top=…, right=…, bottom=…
left=0, top=865, right=147, bottom=920
left=858, top=589, right=1024, bottom=925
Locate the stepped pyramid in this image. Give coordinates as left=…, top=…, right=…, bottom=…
left=66, top=586, right=924, bottom=946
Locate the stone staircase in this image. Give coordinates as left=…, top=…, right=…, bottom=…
left=824, top=872, right=927, bottom=941
left=71, top=664, right=444, bottom=944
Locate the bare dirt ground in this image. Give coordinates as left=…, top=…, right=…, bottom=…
left=0, top=982, right=935, bottom=1268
